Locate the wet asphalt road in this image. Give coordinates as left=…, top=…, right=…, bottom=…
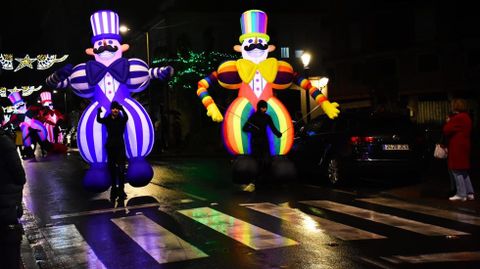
left=19, top=150, right=480, bottom=269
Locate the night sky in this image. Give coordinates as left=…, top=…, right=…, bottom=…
left=0, top=0, right=317, bottom=89
left=1, top=0, right=478, bottom=106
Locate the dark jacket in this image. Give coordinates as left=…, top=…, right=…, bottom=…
left=0, top=131, right=26, bottom=224
left=243, top=111, right=282, bottom=157
left=96, top=108, right=129, bottom=149
left=443, top=112, right=472, bottom=170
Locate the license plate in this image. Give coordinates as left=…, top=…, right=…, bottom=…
left=383, top=144, right=409, bottom=151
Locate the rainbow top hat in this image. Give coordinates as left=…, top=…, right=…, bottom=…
left=90, top=10, right=121, bottom=44
left=239, top=10, right=269, bottom=43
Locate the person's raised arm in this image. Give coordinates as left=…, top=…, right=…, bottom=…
left=96, top=107, right=106, bottom=124
left=120, top=105, right=128, bottom=122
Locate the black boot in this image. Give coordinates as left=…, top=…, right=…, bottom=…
left=109, top=187, right=118, bottom=203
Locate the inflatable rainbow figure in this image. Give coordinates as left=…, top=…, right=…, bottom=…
left=196, top=10, right=340, bottom=182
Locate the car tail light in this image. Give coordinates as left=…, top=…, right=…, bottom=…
left=363, top=136, right=375, bottom=143
left=350, top=136, right=361, bottom=144
left=350, top=136, right=375, bottom=145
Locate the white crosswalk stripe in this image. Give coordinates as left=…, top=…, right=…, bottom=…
left=111, top=214, right=208, bottom=264
left=358, top=197, right=480, bottom=226
left=177, top=206, right=299, bottom=250
left=42, top=224, right=107, bottom=269
left=381, top=251, right=480, bottom=264
left=241, top=202, right=386, bottom=240
left=300, top=200, right=469, bottom=236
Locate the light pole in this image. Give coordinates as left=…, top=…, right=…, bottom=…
left=120, top=25, right=151, bottom=111
left=120, top=25, right=150, bottom=65
left=53, top=90, right=67, bottom=115
left=301, top=52, right=311, bottom=122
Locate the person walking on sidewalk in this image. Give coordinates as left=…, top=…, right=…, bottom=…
left=97, top=101, right=129, bottom=204
left=0, top=108, right=27, bottom=269
left=242, top=100, right=282, bottom=192
left=444, top=98, right=475, bottom=202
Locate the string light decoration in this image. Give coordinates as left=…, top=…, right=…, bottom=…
left=152, top=50, right=236, bottom=89
left=0, top=54, right=69, bottom=71
left=0, top=85, right=43, bottom=97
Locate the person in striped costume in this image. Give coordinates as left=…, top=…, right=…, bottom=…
left=46, top=10, right=173, bottom=192
left=196, top=10, right=340, bottom=186
left=39, top=91, right=65, bottom=144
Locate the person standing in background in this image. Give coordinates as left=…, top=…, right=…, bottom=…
left=444, top=98, right=475, bottom=201
left=0, top=107, right=27, bottom=269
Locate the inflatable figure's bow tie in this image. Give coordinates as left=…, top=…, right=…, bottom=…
left=86, top=58, right=129, bottom=85
left=236, top=58, right=278, bottom=83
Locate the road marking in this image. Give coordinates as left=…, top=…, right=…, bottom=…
left=50, top=203, right=161, bottom=219
left=358, top=197, right=480, bottom=226
left=300, top=200, right=469, bottom=236
left=42, top=224, right=106, bottom=269
left=241, top=202, right=385, bottom=240
left=381, top=251, right=480, bottom=264
left=178, top=207, right=299, bottom=250
left=111, top=214, right=208, bottom=264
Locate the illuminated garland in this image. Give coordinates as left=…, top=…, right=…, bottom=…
left=0, top=85, right=43, bottom=97
left=0, top=54, right=69, bottom=71
left=152, top=51, right=236, bottom=89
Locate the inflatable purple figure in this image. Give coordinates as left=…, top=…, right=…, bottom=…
left=46, top=10, right=173, bottom=192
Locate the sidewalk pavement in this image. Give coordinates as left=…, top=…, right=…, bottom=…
left=381, top=157, right=480, bottom=215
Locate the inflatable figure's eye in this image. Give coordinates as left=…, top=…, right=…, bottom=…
left=97, top=41, right=102, bottom=46
left=108, top=40, right=113, bottom=44
left=248, top=39, right=253, bottom=43
left=258, top=38, right=265, bottom=44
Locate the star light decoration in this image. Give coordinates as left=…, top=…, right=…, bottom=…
left=0, top=85, right=43, bottom=97
left=0, top=54, right=69, bottom=71
left=14, top=54, right=36, bottom=72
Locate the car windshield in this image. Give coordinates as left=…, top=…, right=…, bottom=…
left=358, top=116, right=413, bottom=132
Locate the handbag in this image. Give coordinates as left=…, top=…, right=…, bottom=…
left=434, top=144, right=448, bottom=159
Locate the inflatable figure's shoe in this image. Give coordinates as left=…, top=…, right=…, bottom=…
left=83, top=163, right=111, bottom=192
left=232, top=155, right=259, bottom=184
left=126, top=157, right=154, bottom=187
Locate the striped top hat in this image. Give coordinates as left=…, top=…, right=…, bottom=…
left=90, top=10, right=121, bottom=44
left=239, top=10, right=269, bottom=43
left=40, top=91, right=52, bottom=105
left=8, top=92, right=23, bottom=106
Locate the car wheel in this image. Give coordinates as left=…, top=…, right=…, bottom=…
left=326, top=158, right=343, bottom=185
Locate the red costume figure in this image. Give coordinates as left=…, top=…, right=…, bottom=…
left=39, top=91, right=64, bottom=143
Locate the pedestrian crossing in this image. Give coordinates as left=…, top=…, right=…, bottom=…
left=177, top=207, right=299, bottom=250
left=299, top=200, right=469, bottom=236
left=111, top=214, right=208, bottom=264
left=240, top=202, right=386, bottom=240
left=28, top=197, right=480, bottom=268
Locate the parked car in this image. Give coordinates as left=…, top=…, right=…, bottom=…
left=289, top=110, right=430, bottom=185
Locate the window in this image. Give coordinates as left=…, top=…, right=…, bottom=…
left=295, top=50, right=304, bottom=59
left=280, top=47, right=290, bottom=58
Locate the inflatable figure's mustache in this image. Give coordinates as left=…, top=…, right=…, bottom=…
left=93, top=45, right=118, bottom=54
left=244, top=43, right=268, bottom=51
